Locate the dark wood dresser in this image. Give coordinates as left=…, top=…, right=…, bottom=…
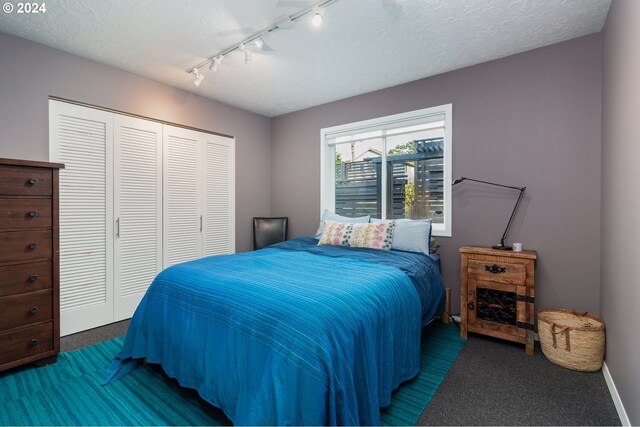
left=0, top=158, right=64, bottom=371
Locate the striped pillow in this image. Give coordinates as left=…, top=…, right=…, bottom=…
left=318, top=220, right=396, bottom=250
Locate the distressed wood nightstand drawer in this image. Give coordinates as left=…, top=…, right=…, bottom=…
left=467, top=259, right=526, bottom=285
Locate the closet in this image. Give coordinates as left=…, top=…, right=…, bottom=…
left=49, top=100, right=235, bottom=336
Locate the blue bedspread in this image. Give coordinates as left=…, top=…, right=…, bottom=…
left=103, top=238, right=444, bottom=425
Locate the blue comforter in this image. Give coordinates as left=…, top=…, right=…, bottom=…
left=103, top=237, right=444, bottom=425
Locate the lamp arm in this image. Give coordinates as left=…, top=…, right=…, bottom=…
left=499, top=187, right=526, bottom=247
left=453, top=177, right=523, bottom=191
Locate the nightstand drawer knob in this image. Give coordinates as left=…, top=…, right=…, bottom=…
left=28, top=242, right=38, bottom=250
left=28, top=178, right=39, bottom=185
left=29, top=306, right=39, bottom=315
left=29, top=274, right=38, bottom=282
left=485, top=264, right=507, bottom=274
left=30, top=339, right=39, bottom=347
left=468, top=301, right=475, bottom=310
left=28, top=210, right=39, bottom=217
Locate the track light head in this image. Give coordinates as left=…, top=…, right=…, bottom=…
left=193, top=68, right=204, bottom=86
left=209, top=55, right=223, bottom=72
left=254, top=37, right=264, bottom=49
left=312, top=10, right=323, bottom=27
left=239, top=43, right=252, bottom=63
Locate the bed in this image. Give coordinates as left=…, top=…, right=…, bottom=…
left=103, top=236, right=445, bottom=425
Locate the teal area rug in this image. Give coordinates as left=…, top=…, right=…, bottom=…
left=0, top=322, right=464, bottom=426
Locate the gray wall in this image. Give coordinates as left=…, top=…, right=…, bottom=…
left=601, top=0, right=640, bottom=423
left=0, top=31, right=271, bottom=253
left=271, top=34, right=602, bottom=316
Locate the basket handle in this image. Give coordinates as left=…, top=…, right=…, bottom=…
left=550, top=322, right=571, bottom=351
left=571, top=310, right=588, bottom=317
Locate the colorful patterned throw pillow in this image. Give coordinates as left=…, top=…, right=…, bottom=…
left=318, top=220, right=396, bottom=250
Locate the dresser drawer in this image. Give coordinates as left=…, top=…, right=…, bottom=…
left=468, top=259, right=526, bottom=285
left=0, top=260, right=52, bottom=297
left=0, top=198, right=52, bottom=230
left=0, top=165, right=52, bottom=196
left=0, top=323, right=53, bottom=366
left=0, top=291, right=53, bottom=331
left=0, top=230, right=52, bottom=262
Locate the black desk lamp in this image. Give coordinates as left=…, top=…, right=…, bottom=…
left=452, top=177, right=526, bottom=251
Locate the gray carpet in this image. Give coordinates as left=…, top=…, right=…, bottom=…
left=62, top=322, right=621, bottom=426
left=417, top=332, right=620, bottom=426
left=61, top=320, right=130, bottom=352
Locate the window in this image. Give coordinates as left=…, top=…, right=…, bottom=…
left=320, top=104, right=452, bottom=236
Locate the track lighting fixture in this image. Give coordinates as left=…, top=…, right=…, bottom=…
left=193, top=68, right=204, bottom=86
left=209, top=55, right=223, bottom=72
left=254, top=34, right=274, bottom=52
left=239, top=43, right=252, bottom=64
left=185, top=0, right=338, bottom=79
left=312, top=10, right=324, bottom=27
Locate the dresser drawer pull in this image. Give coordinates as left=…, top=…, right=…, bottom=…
left=28, top=178, right=39, bottom=185
left=30, top=338, right=39, bottom=347
left=28, top=210, right=39, bottom=217
left=485, top=264, right=507, bottom=274
left=468, top=301, right=475, bottom=310
left=28, top=242, right=38, bottom=250
left=29, top=274, right=39, bottom=282
left=29, top=306, right=39, bottom=315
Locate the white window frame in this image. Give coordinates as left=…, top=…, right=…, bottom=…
left=320, top=104, right=452, bottom=237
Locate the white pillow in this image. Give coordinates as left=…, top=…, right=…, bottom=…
left=371, top=218, right=432, bottom=255
left=314, top=209, right=370, bottom=238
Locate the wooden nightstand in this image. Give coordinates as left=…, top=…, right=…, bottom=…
left=460, top=246, right=537, bottom=355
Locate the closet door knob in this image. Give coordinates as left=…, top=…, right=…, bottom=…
left=28, top=178, right=39, bottom=185
left=28, top=242, right=38, bottom=250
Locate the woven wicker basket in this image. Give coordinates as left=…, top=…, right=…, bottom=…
left=538, top=309, right=605, bottom=372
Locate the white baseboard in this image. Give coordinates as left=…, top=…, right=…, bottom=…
left=602, top=361, right=631, bottom=426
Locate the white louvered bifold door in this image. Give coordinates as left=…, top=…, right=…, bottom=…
left=49, top=101, right=114, bottom=336
left=163, top=125, right=202, bottom=267
left=203, top=134, right=235, bottom=256
left=113, top=115, right=163, bottom=321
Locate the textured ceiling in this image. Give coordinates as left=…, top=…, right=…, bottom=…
left=0, top=0, right=611, bottom=117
